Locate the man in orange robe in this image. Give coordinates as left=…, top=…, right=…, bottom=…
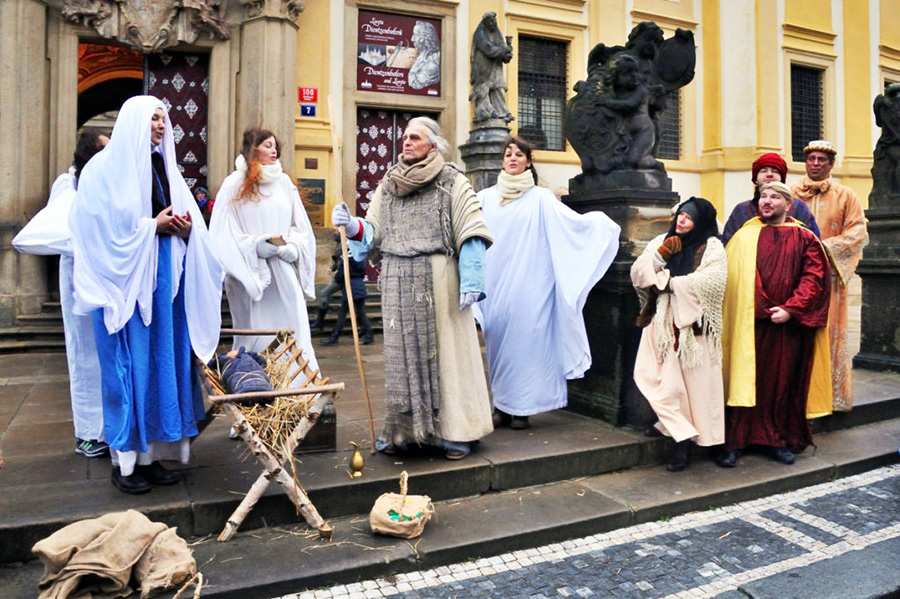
left=791, top=140, right=868, bottom=411
left=718, top=182, right=832, bottom=468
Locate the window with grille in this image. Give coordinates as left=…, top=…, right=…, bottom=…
left=657, top=90, right=681, bottom=160
left=517, top=36, right=568, bottom=151
left=791, top=64, right=824, bottom=161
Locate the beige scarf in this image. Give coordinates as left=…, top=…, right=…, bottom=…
left=388, top=150, right=446, bottom=197
left=497, top=170, right=535, bottom=205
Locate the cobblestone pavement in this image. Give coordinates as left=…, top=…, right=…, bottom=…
left=278, top=464, right=900, bottom=599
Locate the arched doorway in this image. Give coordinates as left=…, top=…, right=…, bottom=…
left=77, top=42, right=211, bottom=193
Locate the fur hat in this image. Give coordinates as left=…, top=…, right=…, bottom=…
left=802, top=140, right=837, bottom=157
left=751, top=153, right=787, bottom=182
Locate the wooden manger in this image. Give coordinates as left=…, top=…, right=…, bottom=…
left=201, top=328, right=343, bottom=542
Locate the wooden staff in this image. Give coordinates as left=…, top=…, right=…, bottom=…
left=328, top=95, right=377, bottom=454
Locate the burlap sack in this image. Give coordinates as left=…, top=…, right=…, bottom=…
left=369, top=471, right=434, bottom=539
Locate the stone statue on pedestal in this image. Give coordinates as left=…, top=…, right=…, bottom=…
left=562, top=22, right=697, bottom=427
left=461, top=12, right=514, bottom=192
left=870, top=82, right=900, bottom=206
left=856, top=83, right=900, bottom=372
left=565, top=22, right=695, bottom=192
left=469, top=12, right=514, bottom=124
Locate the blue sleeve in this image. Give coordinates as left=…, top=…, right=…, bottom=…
left=346, top=219, right=375, bottom=262
left=791, top=200, right=821, bottom=239
left=458, top=237, right=487, bottom=297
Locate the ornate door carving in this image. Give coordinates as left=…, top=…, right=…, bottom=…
left=146, top=52, right=210, bottom=192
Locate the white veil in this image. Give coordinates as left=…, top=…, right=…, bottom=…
left=69, top=95, right=224, bottom=362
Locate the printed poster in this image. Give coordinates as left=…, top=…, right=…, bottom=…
left=357, top=10, right=441, bottom=97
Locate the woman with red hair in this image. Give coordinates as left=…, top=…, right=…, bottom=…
left=210, top=128, right=318, bottom=376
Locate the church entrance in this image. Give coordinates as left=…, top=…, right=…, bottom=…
left=77, top=43, right=210, bottom=194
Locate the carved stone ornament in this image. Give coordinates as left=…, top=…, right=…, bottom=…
left=60, top=0, right=231, bottom=53
left=238, top=0, right=306, bottom=23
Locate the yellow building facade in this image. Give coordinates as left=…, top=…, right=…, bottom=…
left=295, top=0, right=899, bottom=225
left=2, top=0, right=899, bottom=325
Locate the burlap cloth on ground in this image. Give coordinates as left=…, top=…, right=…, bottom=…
left=32, top=509, right=196, bottom=599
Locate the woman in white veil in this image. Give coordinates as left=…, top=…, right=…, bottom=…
left=69, top=95, right=224, bottom=494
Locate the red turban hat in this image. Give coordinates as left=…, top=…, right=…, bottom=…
left=751, top=153, right=787, bottom=182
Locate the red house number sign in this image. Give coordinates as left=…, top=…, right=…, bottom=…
left=299, top=87, right=318, bottom=103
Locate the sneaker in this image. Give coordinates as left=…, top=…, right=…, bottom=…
left=75, top=438, right=110, bottom=458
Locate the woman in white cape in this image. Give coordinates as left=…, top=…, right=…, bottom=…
left=209, top=128, right=318, bottom=377
left=69, top=96, right=224, bottom=494
left=474, top=136, right=620, bottom=429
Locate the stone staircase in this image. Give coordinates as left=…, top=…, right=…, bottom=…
left=0, top=284, right=383, bottom=354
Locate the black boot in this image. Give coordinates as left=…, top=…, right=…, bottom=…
left=666, top=440, right=692, bottom=472
left=310, top=307, right=327, bottom=332
left=320, top=333, right=339, bottom=345
left=360, top=328, right=374, bottom=345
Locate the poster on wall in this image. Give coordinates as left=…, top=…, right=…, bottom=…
left=357, top=10, right=441, bottom=97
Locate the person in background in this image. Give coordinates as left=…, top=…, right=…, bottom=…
left=320, top=238, right=374, bottom=346
left=13, top=130, right=109, bottom=458
left=720, top=153, right=820, bottom=245
left=193, top=186, right=214, bottom=224
left=310, top=232, right=343, bottom=333
left=791, top=140, right=868, bottom=412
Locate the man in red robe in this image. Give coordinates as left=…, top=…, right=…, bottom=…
left=717, top=181, right=832, bottom=468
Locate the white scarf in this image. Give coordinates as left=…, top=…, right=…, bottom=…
left=68, top=95, right=224, bottom=362
left=497, top=170, right=536, bottom=205
left=234, top=154, right=284, bottom=185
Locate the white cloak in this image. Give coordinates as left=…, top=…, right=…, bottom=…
left=474, top=185, right=620, bottom=417
left=209, top=169, right=318, bottom=375
left=68, top=96, right=223, bottom=363
left=13, top=171, right=103, bottom=440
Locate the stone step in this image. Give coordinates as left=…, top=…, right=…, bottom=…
left=1, top=418, right=897, bottom=599
left=1, top=388, right=899, bottom=567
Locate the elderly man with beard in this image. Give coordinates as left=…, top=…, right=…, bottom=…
left=717, top=182, right=832, bottom=468
left=332, top=117, right=493, bottom=460
left=791, top=140, right=868, bottom=412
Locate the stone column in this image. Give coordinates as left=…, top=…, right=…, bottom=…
left=237, top=0, right=304, bottom=170
left=564, top=173, right=679, bottom=426
left=0, top=0, right=52, bottom=327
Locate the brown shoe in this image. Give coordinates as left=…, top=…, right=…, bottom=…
left=510, top=416, right=530, bottom=430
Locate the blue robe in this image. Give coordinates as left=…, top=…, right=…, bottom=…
left=92, top=236, right=204, bottom=453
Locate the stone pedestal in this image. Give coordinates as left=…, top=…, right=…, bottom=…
left=854, top=203, right=900, bottom=371
left=460, top=120, right=511, bottom=192
left=564, top=182, right=679, bottom=426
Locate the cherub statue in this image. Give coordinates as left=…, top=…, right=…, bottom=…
left=565, top=22, right=695, bottom=186
left=595, top=54, right=666, bottom=172
left=871, top=82, right=900, bottom=202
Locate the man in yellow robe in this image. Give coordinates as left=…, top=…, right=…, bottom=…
left=718, top=182, right=832, bottom=468
left=791, top=140, right=868, bottom=411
